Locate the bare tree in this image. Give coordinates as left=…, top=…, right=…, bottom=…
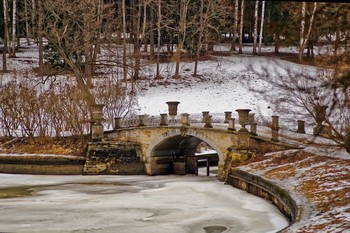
left=252, top=0, right=259, bottom=55
left=37, top=0, right=44, bottom=74
left=156, top=0, right=161, bottom=79
left=122, top=0, right=128, bottom=84
left=2, top=0, right=9, bottom=72
left=10, top=0, right=16, bottom=58
left=258, top=0, right=265, bottom=54
left=299, top=2, right=317, bottom=62
left=23, top=0, right=31, bottom=45
left=41, top=0, right=115, bottom=109
left=173, top=0, right=189, bottom=79
left=193, top=0, right=205, bottom=77
left=239, top=0, right=244, bottom=54
left=230, top=0, right=239, bottom=52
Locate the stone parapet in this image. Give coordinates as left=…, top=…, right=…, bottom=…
left=226, top=169, right=299, bottom=226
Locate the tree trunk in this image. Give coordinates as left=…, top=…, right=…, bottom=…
left=31, top=0, right=36, bottom=44
left=122, top=0, right=128, bottom=83
left=142, top=0, right=148, bottom=52
left=299, top=2, right=317, bottom=62
left=298, top=2, right=306, bottom=62
left=24, top=0, right=30, bottom=45
left=2, top=0, right=9, bottom=72
left=37, top=0, right=44, bottom=75
left=150, top=4, right=155, bottom=62
left=230, top=0, right=239, bottom=51
left=156, top=0, right=161, bottom=79
left=239, top=0, right=244, bottom=54
left=258, top=0, right=265, bottom=54
left=174, top=0, right=188, bottom=79
left=10, top=0, right=17, bottom=57
left=252, top=0, right=258, bottom=55
left=194, top=0, right=204, bottom=76
left=133, top=0, right=142, bottom=81
left=274, top=32, right=280, bottom=53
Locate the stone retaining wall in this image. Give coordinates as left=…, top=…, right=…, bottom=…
left=226, top=169, right=299, bottom=227
left=0, top=155, right=85, bottom=175
left=83, top=142, right=145, bottom=175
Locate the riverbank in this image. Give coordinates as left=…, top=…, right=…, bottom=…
left=236, top=149, right=350, bottom=233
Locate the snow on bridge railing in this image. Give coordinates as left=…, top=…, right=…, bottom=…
left=99, top=111, right=314, bottom=143
left=105, top=112, right=228, bottom=129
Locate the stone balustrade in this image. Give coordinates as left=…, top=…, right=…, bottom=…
left=92, top=102, right=317, bottom=143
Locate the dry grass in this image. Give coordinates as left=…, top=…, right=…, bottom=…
left=241, top=150, right=350, bottom=232
left=0, top=136, right=88, bottom=157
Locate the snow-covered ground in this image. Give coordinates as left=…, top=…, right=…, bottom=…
left=1, top=41, right=349, bottom=232
left=0, top=174, right=288, bottom=233
left=137, top=45, right=316, bottom=118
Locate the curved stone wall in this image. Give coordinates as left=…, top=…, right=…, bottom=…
left=225, top=169, right=299, bottom=228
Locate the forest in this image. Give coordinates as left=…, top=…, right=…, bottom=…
left=0, top=1, right=350, bottom=153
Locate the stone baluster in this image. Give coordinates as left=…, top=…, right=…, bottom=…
left=249, top=113, right=255, bottom=124
left=297, top=120, right=305, bottom=134
left=224, top=111, right=232, bottom=123
left=249, top=113, right=257, bottom=135
left=250, top=122, right=257, bottom=136
left=160, top=114, right=168, bottom=126
left=138, top=115, right=146, bottom=126
left=202, top=111, right=209, bottom=123
left=227, top=118, right=236, bottom=132
left=204, top=115, right=213, bottom=128
left=271, top=115, right=280, bottom=142
left=114, top=117, right=122, bottom=129
left=181, top=113, right=190, bottom=126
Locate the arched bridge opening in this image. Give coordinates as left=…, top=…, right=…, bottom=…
left=150, top=134, right=219, bottom=176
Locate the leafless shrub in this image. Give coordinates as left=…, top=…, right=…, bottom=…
left=248, top=63, right=350, bottom=154
left=0, top=77, right=137, bottom=137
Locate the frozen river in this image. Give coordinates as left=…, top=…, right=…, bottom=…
left=0, top=173, right=289, bottom=233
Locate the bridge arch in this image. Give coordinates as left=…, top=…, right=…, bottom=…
left=146, top=128, right=224, bottom=161
left=142, top=128, right=225, bottom=175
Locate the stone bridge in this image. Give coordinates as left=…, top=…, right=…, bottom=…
left=85, top=103, right=304, bottom=177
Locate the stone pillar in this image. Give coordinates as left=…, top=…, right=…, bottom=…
left=271, top=115, right=280, bottom=142
left=224, top=111, right=232, bottom=123
left=160, top=114, right=168, bottom=126
left=204, top=115, right=213, bottom=128
left=228, top=118, right=236, bottom=132
left=297, top=120, right=305, bottom=134
left=250, top=122, right=257, bottom=136
left=236, top=109, right=251, bottom=132
left=91, top=104, right=104, bottom=141
left=114, top=117, right=122, bottom=129
left=202, top=111, right=209, bottom=123
left=138, top=115, right=146, bottom=126
left=181, top=113, right=190, bottom=126
left=249, top=113, right=257, bottom=135
left=237, top=130, right=250, bottom=150
left=313, top=105, right=327, bottom=136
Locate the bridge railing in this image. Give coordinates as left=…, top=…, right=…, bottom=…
left=101, top=111, right=316, bottom=144
left=109, top=113, right=228, bottom=129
